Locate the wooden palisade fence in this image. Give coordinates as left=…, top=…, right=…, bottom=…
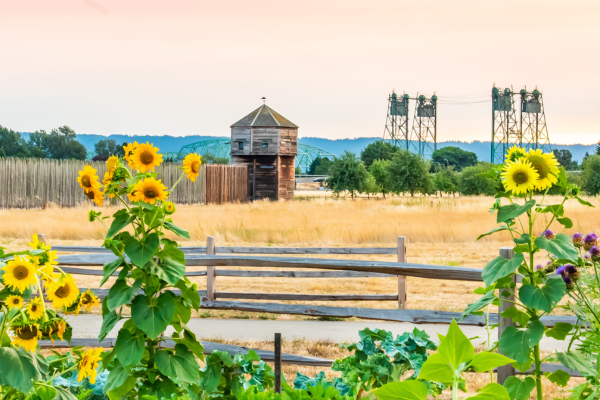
left=48, top=236, right=582, bottom=379
left=0, top=158, right=247, bottom=208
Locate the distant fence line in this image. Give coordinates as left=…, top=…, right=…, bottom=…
left=0, top=157, right=247, bottom=208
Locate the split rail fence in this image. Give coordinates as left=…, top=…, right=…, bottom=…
left=44, top=235, right=583, bottom=382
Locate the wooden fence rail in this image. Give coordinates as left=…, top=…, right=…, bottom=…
left=48, top=236, right=584, bottom=379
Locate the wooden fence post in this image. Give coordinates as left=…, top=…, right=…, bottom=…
left=37, top=234, right=46, bottom=293
left=274, top=333, right=282, bottom=394
left=497, top=247, right=516, bottom=384
left=206, top=237, right=216, bottom=300
left=397, top=236, right=407, bottom=309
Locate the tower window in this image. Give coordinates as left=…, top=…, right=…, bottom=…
left=262, top=142, right=268, bottom=150
left=238, top=141, right=244, bottom=150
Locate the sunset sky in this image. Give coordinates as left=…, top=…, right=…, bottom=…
left=1, top=0, right=599, bottom=144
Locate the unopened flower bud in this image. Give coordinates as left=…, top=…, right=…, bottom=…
left=572, top=233, right=583, bottom=248
left=555, top=265, right=566, bottom=276
left=541, top=230, right=556, bottom=240
left=584, top=233, right=598, bottom=251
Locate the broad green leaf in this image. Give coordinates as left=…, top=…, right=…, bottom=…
left=519, top=278, right=566, bottom=313
left=99, top=310, right=121, bottom=341
left=173, top=298, right=191, bottom=324
left=0, top=347, right=48, bottom=392
left=497, top=200, right=536, bottom=223
left=107, top=279, right=143, bottom=312
left=575, top=196, right=593, bottom=207
left=556, top=351, right=598, bottom=377
left=155, top=344, right=200, bottom=384
left=53, top=386, right=78, bottom=400
left=174, top=329, right=205, bottom=361
left=158, top=245, right=185, bottom=265
left=107, top=209, right=136, bottom=238
left=534, top=233, right=578, bottom=262
left=200, top=356, right=223, bottom=393
left=101, top=258, right=124, bottom=287
left=500, top=307, right=530, bottom=327
left=503, top=376, right=535, bottom=400
left=437, top=320, right=474, bottom=369
left=131, top=292, right=176, bottom=339
left=176, top=280, right=200, bottom=311
left=470, top=352, right=514, bottom=373
left=146, top=257, right=185, bottom=286
left=556, top=217, right=573, bottom=229
left=537, top=204, right=564, bottom=216
left=460, top=290, right=498, bottom=321
left=513, top=234, right=531, bottom=245
left=482, top=253, right=524, bottom=288
left=466, top=383, right=510, bottom=400
left=33, top=386, right=57, bottom=400
left=477, top=226, right=510, bottom=241
left=417, top=353, right=454, bottom=383
left=104, top=359, right=129, bottom=393
left=498, top=321, right=544, bottom=364
left=545, top=322, right=573, bottom=340
left=124, top=233, right=160, bottom=267
left=164, top=221, right=190, bottom=239
left=373, top=380, right=428, bottom=400
left=545, top=369, right=570, bottom=387
left=115, top=328, right=145, bottom=367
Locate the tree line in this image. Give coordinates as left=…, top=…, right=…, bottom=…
left=312, top=141, right=596, bottom=197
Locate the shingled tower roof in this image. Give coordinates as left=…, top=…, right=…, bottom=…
left=231, top=105, right=298, bottom=128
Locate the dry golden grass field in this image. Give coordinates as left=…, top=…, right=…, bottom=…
left=1, top=195, right=598, bottom=318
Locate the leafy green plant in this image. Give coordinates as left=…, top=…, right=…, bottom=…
left=373, top=321, right=513, bottom=400
left=462, top=146, right=592, bottom=400
left=294, top=372, right=351, bottom=397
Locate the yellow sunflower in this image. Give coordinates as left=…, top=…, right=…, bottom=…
left=130, top=142, right=163, bottom=172
left=183, top=153, right=202, bottom=182
left=77, top=165, right=100, bottom=194
left=28, top=234, right=50, bottom=251
left=6, top=295, right=23, bottom=310
left=526, top=149, right=560, bottom=191
left=123, top=141, right=139, bottom=167
left=26, top=298, right=44, bottom=321
left=127, top=189, right=138, bottom=203
left=131, top=178, right=168, bottom=205
left=106, top=156, right=119, bottom=175
left=78, top=348, right=103, bottom=384
left=38, top=250, right=58, bottom=279
left=501, top=158, right=540, bottom=195
left=85, top=188, right=105, bottom=207
left=79, top=290, right=100, bottom=313
left=3, top=255, right=38, bottom=294
left=42, top=319, right=67, bottom=344
left=46, top=274, right=79, bottom=309
left=163, top=201, right=176, bottom=215
left=12, top=324, right=42, bottom=353
left=505, top=146, right=527, bottom=163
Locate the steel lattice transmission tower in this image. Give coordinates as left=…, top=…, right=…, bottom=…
left=520, top=88, right=551, bottom=152
left=491, top=86, right=521, bottom=164
left=383, top=91, right=410, bottom=149
left=410, top=94, right=437, bottom=157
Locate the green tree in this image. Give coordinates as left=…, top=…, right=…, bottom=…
left=360, top=141, right=398, bottom=168
left=0, top=126, right=30, bottom=157
left=95, top=139, right=125, bottom=158
left=386, top=150, right=432, bottom=197
left=327, top=151, right=369, bottom=198
left=44, top=126, right=86, bottom=160
left=363, top=174, right=379, bottom=199
left=315, top=157, right=333, bottom=175
left=596, top=142, right=600, bottom=156
left=552, top=149, right=578, bottom=170
left=431, top=146, right=477, bottom=171
left=369, top=159, right=392, bottom=198
left=581, top=155, right=600, bottom=195
left=202, top=153, right=229, bottom=164
left=433, top=166, right=459, bottom=196
left=458, top=163, right=498, bottom=195
left=27, top=130, right=49, bottom=158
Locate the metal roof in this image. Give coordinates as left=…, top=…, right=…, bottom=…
left=231, top=105, right=298, bottom=128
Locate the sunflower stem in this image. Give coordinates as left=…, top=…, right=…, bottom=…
left=169, top=173, right=186, bottom=193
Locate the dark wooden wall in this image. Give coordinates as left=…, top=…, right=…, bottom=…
left=230, top=127, right=251, bottom=156
left=278, top=156, right=295, bottom=201
left=279, top=128, right=298, bottom=156
left=204, top=164, right=248, bottom=205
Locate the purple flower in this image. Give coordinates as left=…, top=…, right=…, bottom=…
left=590, top=246, right=600, bottom=256
left=555, top=265, right=567, bottom=275
left=535, top=264, right=543, bottom=270
left=563, top=275, right=573, bottom=285
left=546, top=260, right=552, bottom=265
left=572, top=233, right=583, bottom=240
left=541, top=229, right=555, bottom=239
left=584, top=254, right=591, bottom=259
left=565, top=264, right=577, bottom=274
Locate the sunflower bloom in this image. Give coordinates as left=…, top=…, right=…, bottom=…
left=28, top=234, right=50, bottom=251
left=3, top=255, right=38, bottom=293
left=132, top=178, right=168, bottom=205
left=183, top=153, right=202, bottom=182
left=26, top=298, right=45, bottom=321
left=130, top=142, right=162, bottom=172
left=106, top=156, right=119, bottom=175
left=123, top=141, right=139, bottom=167
left=46, top=275, right=79, bottom=309
left=79, top=290, right=100, bottom=313
left=77, top=165, right=100, bottom=194
left=501, top=159, right=539, bottom=195
left=163, top=201, right=176, bottom=215
left=6, top=295, right=24, bottom=310
left=85, top=188, right=105, bottom=207
left=42, top=319, right=67, bottom=344
left=12, top=324, right=42, bottom=352
left=505, top=146, right=527, bottom=163
left=38, top=250, right=58, bottom=279
left=526, top=149, right=560, bottom=190
left=78, top=348, right=103, bottom=384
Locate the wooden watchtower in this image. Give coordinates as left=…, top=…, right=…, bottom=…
left=230, top=104, right=298, bottom=201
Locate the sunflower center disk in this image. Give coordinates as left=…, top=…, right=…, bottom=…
left=55, top=285, right=70, bottom=298
left=191, top=161, right=200, bottom=173
left=81, top=176, right=91, bottom=187
left=145, top=190, right=157, bottom=199
left=86, top=191, right=95, bottom=200
left=18, top=326, right=38, bottom=340
left=82, top=294, right=92, bottom=304
left=513, top=172, right=529, bottom=184
left=14, top=266, right=29, bottom=280
left=140, top=151, right=154, bottom=165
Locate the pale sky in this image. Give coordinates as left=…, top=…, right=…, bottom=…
left=1, top=0, right=599, bottom=144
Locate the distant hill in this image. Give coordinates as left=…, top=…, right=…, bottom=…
left=21, top=132, right=595, bottom=163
